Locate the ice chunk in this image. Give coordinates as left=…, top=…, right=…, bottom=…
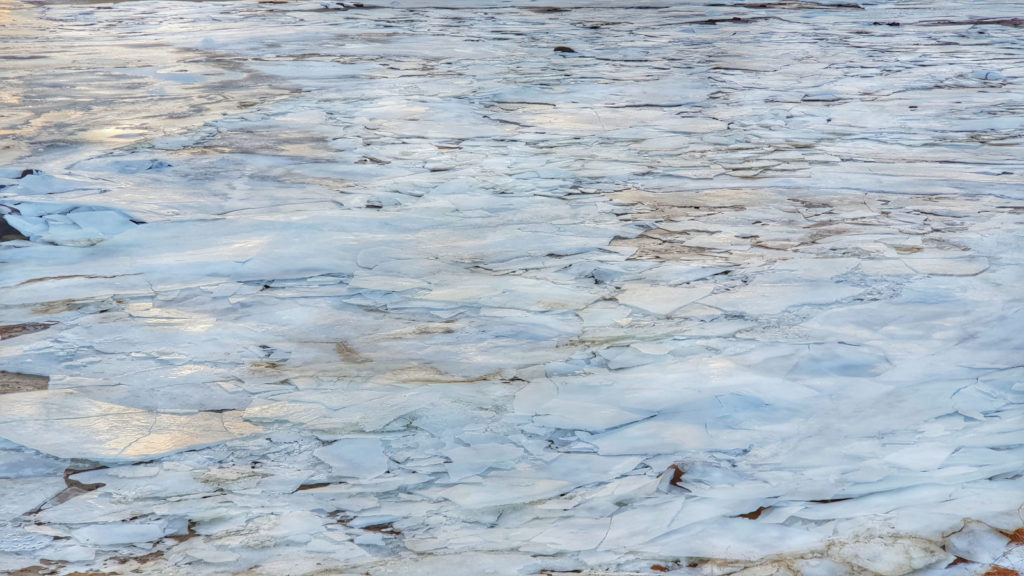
left=443, top=443, right=524, bottom=481
left=970, top=70, right=1006, bottom=81
left=314, top=437, right=388, bottom=479
left=66, top=209, right=139, bottom=237
left=0, top=523, right=52, bottom=553
left=592, top=416, right=725, bottom=455
left=531, top=517, right=612, bottom=551
left=262, top=511, right=324, bottom=543
left=439, top=474, right=573, bottom=509
left=2, top=203, right=141, bottom=246
left=0, top=477, right=65, bottom=519
left=37, top=543, right=96, bottom=563
left=349, top=273, right=430, bottom=292
left=71, top=522, right=167, bottom=546
left=944, top=520, right=1011, bottom=564
left=951, top=385, right=1004, bottom=420
left=904, top=257, right=989, bottom=276
left=615, top=284, right=714, bottom=316
left=702, top=281, right=863, bottom=315
left=542, top=454, right=643, bottom=487
left=72, top=466, right=213, bottom=499
left=513, top=380, right=558, bottom=415
left=882, top=443, right=954, bottom=471
left=0, top=390, right=260, bottom=461
left=0, top=450, right=66, bottom=478
left=533, top=399, right=653, bottom=433
left=34, top=490, right=135, bottom=524
left=639, top=518, right=827, bottom=560
left=597, top=345, right=669, bottom=370
left=601, top=499, right=686, bottom=549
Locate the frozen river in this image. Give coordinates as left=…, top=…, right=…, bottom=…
left=1, top=0, right=1023, bottom=574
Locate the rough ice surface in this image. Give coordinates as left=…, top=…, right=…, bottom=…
left=1, top=0, right=1023, bottom=574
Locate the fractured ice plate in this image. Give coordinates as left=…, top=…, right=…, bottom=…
left=615, top=283, right=714, bottom=316
left=701, top=281, right=863, bottom=315
left=0, top=390, right=260, bottom=462
left=903, top=257, right=990, bottom=276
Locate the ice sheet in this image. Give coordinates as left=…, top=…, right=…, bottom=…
left=1, top=0, right=1023, bottom=574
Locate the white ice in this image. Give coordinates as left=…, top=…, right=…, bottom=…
left=1, top=0, right=1023, bottom=575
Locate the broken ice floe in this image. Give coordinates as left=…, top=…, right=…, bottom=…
left=1, top=202, right=143, bottom=246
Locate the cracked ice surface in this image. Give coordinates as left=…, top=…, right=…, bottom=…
left=1, top=0, right=1023, bottom=574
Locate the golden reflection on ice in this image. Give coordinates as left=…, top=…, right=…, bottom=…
left=83, top=126, right=150, bottom=142
left=118, top=411, right=260, bottom=458
left=0, top=390, right=260, bottom=461
left=126, top=302, right=217, bottom=332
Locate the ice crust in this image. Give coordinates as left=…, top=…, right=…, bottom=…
left=1, top=0, right=1023, bottom=574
